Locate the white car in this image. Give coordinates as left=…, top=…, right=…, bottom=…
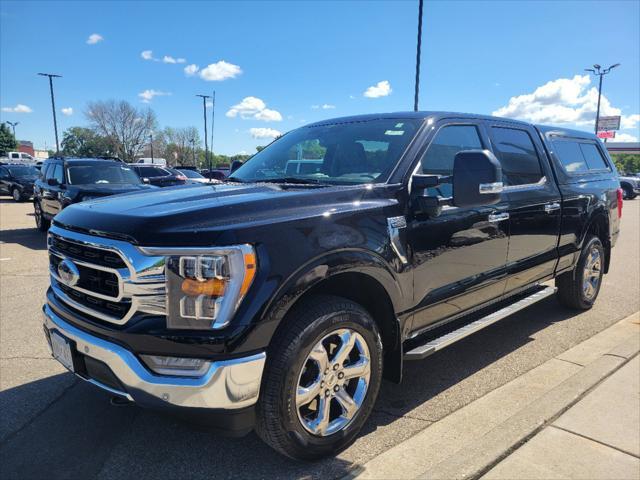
left=0, top=151, right=36, bottom=165
left=135, top=157, right=167, bottom=166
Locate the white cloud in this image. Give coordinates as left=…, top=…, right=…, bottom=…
left=311, top=104, right=336, bottom=110
left=138, top=89, right=171, bottom=103
left=1, top=104, right=32, bottom=113
left=621, top=114, right=640, bottom=130
left=199, top=61, right=242, bottom=81
left=226, top=96, right=282, bottom=122
left=492, top=75, right=640, bottom=134
left=184, top=64, right=199, bottom=76
left=163, top=55, right=186, bottom=64
left=236, top=150, right=248, bottom=155
left=615, top=132, right=638, bottom=142
left=141, top=50, right=154, bottom=60
left=364, top=80, right=392, bottom=98
left=61, top=107, right=73, bottom=116
left=86, top=33, right=103, bottom=45
left=250, top=127, right=282, bottom=139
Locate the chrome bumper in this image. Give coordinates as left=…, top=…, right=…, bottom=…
left=43, top=305, right=266, bottom=410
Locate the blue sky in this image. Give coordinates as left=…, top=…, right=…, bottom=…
left=1, top=0, right=639, bottom=154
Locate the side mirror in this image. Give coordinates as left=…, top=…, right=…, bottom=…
left=230, top=160, right=243, bottom=173
left=46, top=178, right=59, bottom=187
left=452, top=150, right=503, bottom=208
left=142, top=177, right=150, bottom=184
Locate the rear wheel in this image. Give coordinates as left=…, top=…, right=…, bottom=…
left=12, top=188, right=22, bottom=202
left=622, top=185, right=635, bottom=200
left=556, top=235, right=604, bottom=310
left=256, top=295, right=383, bottom=460
left=34, top=201, right=50, bottom=232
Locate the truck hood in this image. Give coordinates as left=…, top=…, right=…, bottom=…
left=54, top=182, right=396, bottom=246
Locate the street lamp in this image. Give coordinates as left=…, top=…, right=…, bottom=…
left=38, top=73, right=62, bottom=154
left=414, top=0, right=424, bottom=111
left=584, top=63, right=621, bottom=134
left=5, top=121, right=19, bottom=138
left=196, top=94, right=212, bottom=174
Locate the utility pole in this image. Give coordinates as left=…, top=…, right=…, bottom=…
left=414, top=0, right=424, bottom=111
left=5, top=121, right=19, bottom=139
left=196, top=94, right=212, bottom=174
left=38, top=73, right=62, bottom=154
left=584, top=63, right=620, bottom=134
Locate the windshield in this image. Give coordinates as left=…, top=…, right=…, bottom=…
left=178, top=169, right=204, bottom=179
left=67, top=165, right=141, bottom=185
left=230, top=118, right=422, bottom=185
left=8, top=166, right=38, bottom=177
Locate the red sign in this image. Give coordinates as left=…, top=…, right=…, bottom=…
left=597, top=131, right=616, bottom=139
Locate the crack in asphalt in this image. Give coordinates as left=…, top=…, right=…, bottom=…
left=0, top=378, right=78, bottom=446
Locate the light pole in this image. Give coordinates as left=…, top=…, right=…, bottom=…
left=414, top=0, right=424, bottom=111
left=5, top=121, right=19, bottom=139
left=210, top=91, right=216, bottom=168
left=149, top=131, right=154, bottom=163
left=584, top=63, right=620, bottom=134
left=38, top=73, right=62, bottom=154
left=196, top=94, right=212, bottom=174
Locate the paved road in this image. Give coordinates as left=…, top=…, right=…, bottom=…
left=0, top=197, right=638, bottom=479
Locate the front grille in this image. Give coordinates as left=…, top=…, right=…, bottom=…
left=58, top=282, right=132, bottom=318
left=47, top=226, right=166, bottom=325
left=50, top=235, right=127, bottom=268
left=50, top=255, right=119, bottom=298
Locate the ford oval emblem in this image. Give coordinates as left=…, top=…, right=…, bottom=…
left=57, top=259, right=80, bottom=287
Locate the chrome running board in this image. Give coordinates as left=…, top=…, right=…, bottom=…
left=405, top=286, right=557, bottom=360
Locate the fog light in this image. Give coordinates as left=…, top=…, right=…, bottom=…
left=140, top=355, right=211, bottom=377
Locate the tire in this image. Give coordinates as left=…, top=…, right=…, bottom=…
left=621, top=185, right=634, bottom=200
left=12, top=188, right=23, bottom=202
left=34, top=201, right=51, bottom=232
left=556, top=235, right=604, bottom=310
left=255, top=294, right=383, bottom=460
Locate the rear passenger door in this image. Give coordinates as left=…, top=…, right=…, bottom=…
left=486, top=122, right=562, bottom=293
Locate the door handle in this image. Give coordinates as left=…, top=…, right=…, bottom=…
left=488, top=212, right=509, bottom=222
left=544, top=202, right=561, bottom=213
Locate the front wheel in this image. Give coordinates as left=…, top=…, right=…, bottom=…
left=12, top=188, right=23, bottom=202
left=556, top=235, right=604, bottom=310
left=256, top=295, right=383, bottom=460
left=34, top=201, right=51, bottom=232
left=622, top=185, right=635, bottom=200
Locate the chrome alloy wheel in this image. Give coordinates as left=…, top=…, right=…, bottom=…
left=35, top=202, right=42, bottom=228
left=582, top=246, right=602, bottom=300
left=12, top=188, right=21, bottom=201
left=296, top=328, right=371, bottom=437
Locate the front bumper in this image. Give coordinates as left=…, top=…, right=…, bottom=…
left=43, top=305, right=266, bottom=411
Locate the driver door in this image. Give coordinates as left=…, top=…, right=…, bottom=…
left=407, top=121, right=510, bottom=334
left=42, top=163, right=65, bottom=217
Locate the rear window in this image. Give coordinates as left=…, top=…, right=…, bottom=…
left=137, top=166, right=169, bottom=177
left=551, top=139, right=610, bottom=174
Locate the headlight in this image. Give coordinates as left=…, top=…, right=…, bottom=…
left=162, top=245, right=256, bottom=330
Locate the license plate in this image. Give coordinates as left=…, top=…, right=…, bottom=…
left=51, top=332, right=74, bottom=372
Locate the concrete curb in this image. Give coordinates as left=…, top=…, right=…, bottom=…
left=347, top=312, right=639, bottom=480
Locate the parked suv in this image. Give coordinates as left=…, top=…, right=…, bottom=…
left=0, top=164, right=39, bottom=201
left=619, top=174, right=639, bottom=199
left=33, top=157, right=154, bottom=231
left=42, top=112, right=621, bottom=460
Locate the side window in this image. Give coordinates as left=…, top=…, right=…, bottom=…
left=51, top=164, right=65, bottom=184
left=579, top=143, right=609, bottom=171
left=551, top=140, right=588, bottom=173
left=420, top=125, right=483, bottom=197
left=44, top=163, right=55, bottom=180
left=10, top=153, right=19, bottom=159
left=490, top=127, right=544, bottom=186
left=0, top=167, right=9, bottom=178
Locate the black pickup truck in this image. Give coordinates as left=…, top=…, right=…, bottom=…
left=42, top=112, right=622, bottom=460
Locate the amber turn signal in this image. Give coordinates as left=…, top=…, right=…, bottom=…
left=240, top=252, right=257, bottom=295
left=181, top=278, right=226, bottom=297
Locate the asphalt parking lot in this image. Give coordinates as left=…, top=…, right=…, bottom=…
left=0, top=197, right=638, bottom=480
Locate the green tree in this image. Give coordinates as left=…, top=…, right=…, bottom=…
left=0, top=123, right=18, bottom=156
left=611, top=153, right=640, bottom=175
left=61, top=127, right=114, bottom=157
